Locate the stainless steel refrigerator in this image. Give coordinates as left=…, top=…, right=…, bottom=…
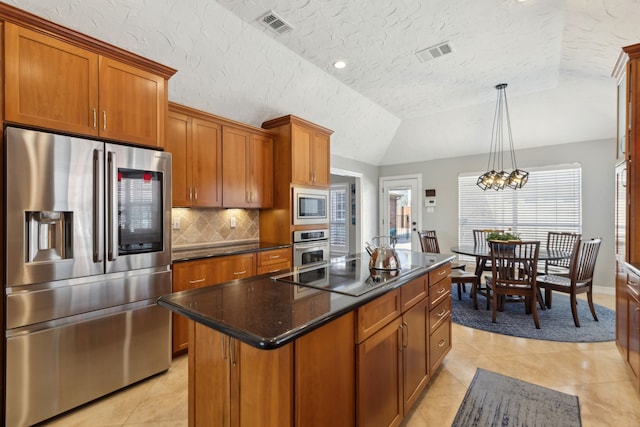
left=4, top=127, right=173, bottom=426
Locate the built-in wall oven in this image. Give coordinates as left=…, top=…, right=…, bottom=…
left=292, top=186, right=329, bottom=225
left=293, top=228, right=330, bottom=267
left=4, top=126, right=172, bottom=426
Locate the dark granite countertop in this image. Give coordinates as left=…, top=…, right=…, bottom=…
left=158, top=250, right=455, bottom=349
left=172, top=241, right=291, bottom=262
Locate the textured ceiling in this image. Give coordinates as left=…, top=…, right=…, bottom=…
left=6, top=0, right=640, bottom=166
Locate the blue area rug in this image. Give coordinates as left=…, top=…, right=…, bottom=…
left=451, top=289, right=615, bottom=342
left=452, top=368, right=582, bottom=427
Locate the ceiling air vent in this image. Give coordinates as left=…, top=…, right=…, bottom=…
left=415, top=41, right=453, bottom=63
left=258, top=10, right=294, bottom=35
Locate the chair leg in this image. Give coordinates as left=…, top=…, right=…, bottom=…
left=471, top=279, right=478, bottom=310
left=457, top=282, right=463, bottom=300
left=531, top=294, right=540, bottom=329
left=570, top=294, right=580, bottom=327
left=587, top=291, right=599, bottom=322
left=492, top=289, right=498, bottom=323
left=536, top=288, right=546, bottom=310
left=545, top=289, right=552, bottom=309
left=485, top=281, right=491, bottom=310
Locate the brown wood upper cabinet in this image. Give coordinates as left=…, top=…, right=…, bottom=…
left=222, top=126, right=273, bottom=208
left=261, top=115, right=333, bottom=188
left=166, top=105, right=223, bottom=207
left=291, top=123, right=330, bottom=186
left=4, top=22, right=169, bottom=147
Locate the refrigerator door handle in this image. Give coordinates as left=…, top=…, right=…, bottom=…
left=107, top=151, right=118, bottom=262
left=93, top=149, right=104, bottom=262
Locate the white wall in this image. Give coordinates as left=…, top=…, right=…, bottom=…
left=331, top=155, right=380, bottom=254
left=379, top=138, right=617, bottom=288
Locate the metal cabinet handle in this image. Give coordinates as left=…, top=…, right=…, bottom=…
left=221, top=335, right=227, bottom=360
left=438, top=339, right=446, bottom=348
left=437, top=308, right=446, bottom=317
left=437, top=288, right=446, bottom=294
left=107, top=151, right=118, bottom=261
left=92, top=148, right=103, bottom=262
left=269, top=255, right=281, bottom=259
left=103, top=110, right=107, bottom=131
left=188, top=278, right=206, bottom=284
left=92, top=108, right=97, bottom=129
left=402, top=321, right=408, bottom=348
left=234, top=270, right=247, bottom=276
left=230, top=338, right=237, bottom=366
left=438, top=269, right=446, bottom=276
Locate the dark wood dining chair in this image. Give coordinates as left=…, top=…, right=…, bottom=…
left=417, top=230, right=477, bottom=300
left=536, top=238, right=601, bottom=327
left=545, top=231, right=581, bottom=275
left=486, top=240, right=541, bottom=328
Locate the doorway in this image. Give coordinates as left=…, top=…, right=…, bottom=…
left=379, top=175, right=422, bottom=252
left=330, top=169, right=362, bottom=256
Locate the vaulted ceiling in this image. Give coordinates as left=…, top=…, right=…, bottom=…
left=8, top=0, right=640, bottom=165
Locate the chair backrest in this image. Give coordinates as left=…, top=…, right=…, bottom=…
left=473, top=229, right=504, bottom=248
left=569, top=238, right=602, bottom=285
left=489, top=240, right=540, bottom=287
left=546, top=231, right=581, bottom=274
left=417, top=230, right=440, bottom=253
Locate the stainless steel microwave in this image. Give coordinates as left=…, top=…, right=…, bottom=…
left=292, top=187, right=329, bottom=225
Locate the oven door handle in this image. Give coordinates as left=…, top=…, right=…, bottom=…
left=294, top=240, right=329, bottom=250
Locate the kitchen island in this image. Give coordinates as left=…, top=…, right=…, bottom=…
left=158, top=250, right=454, bottom=427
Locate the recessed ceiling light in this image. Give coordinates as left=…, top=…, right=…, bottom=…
left=333, top=60, right=346, bottom=69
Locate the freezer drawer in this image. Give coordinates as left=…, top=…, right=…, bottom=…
left=5, top=300, right=171, bottom=427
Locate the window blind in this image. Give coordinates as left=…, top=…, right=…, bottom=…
left=458, top=164, right=582, bottom=248
left=330, top=184, right=348, bottom=252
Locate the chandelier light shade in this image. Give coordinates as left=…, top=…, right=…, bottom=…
left=477, top=83, right=529, bottom=190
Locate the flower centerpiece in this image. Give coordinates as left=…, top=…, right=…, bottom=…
left=486, top=231, right=520, bottom=242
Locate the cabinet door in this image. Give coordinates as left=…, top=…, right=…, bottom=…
left=166, top=111, right=192, bottom=206
left=4, top=22, right=99, bottom=135
left=190, top=324, right=231, bottom=427
left=248, top=133, right=274, bottom=207
left=402, top=298, right=429, bottom=412
left=172, top=260, right=219, bottom=354
left=223, top=127, right=250, bottom=207
left=357, top=317, right=403, bottom=427
left=291, top=123, right=313, bottom=185
left=311, top=131, right=330, bottom=185
left=98, top=56, right=165, bottom=147
left=629, top=293, right=640, bottom=383
left=192, top=118, right=223, bottom=207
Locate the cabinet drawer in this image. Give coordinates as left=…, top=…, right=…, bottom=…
left=258, top=248, right=291, bottom=267
left=257, top=261, right=291, bottom=276
left=429, top=276, right=451, bottom=309
left=400, top=275, right=428, bottom=312
left=217, top=253, right=256, bottom=282
left=356, top=289, right=401, bottom=343
left=627, top=268, right=640, bottom=300
left=429, top=296, right=451, bottom=334
left=429, top=318, right=451, bottom=372
left=429, top=263, right=451, bottom=287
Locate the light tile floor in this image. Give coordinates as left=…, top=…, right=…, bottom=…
left=40, top=293, right=640, bottom=427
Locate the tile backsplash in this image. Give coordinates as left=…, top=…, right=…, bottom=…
left=172, top=208, right=259, bottom=248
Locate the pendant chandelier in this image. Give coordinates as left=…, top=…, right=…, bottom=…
left=477, top=83, right=529, bottom=190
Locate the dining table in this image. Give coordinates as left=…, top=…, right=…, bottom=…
left=450, top=245, right=571, bottom=278
left=450, top=244, right=571, bottom=310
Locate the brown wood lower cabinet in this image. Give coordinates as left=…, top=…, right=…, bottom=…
left=189, top=321, right=293, bottom=427
left=186, top=268, right=452, bottom=426
left=356, top=275, right=431, bottom=427
left=172, top=253, right=256, bottom=355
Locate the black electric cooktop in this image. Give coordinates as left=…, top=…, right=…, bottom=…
left=272, top=251, right=432, bottom=297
